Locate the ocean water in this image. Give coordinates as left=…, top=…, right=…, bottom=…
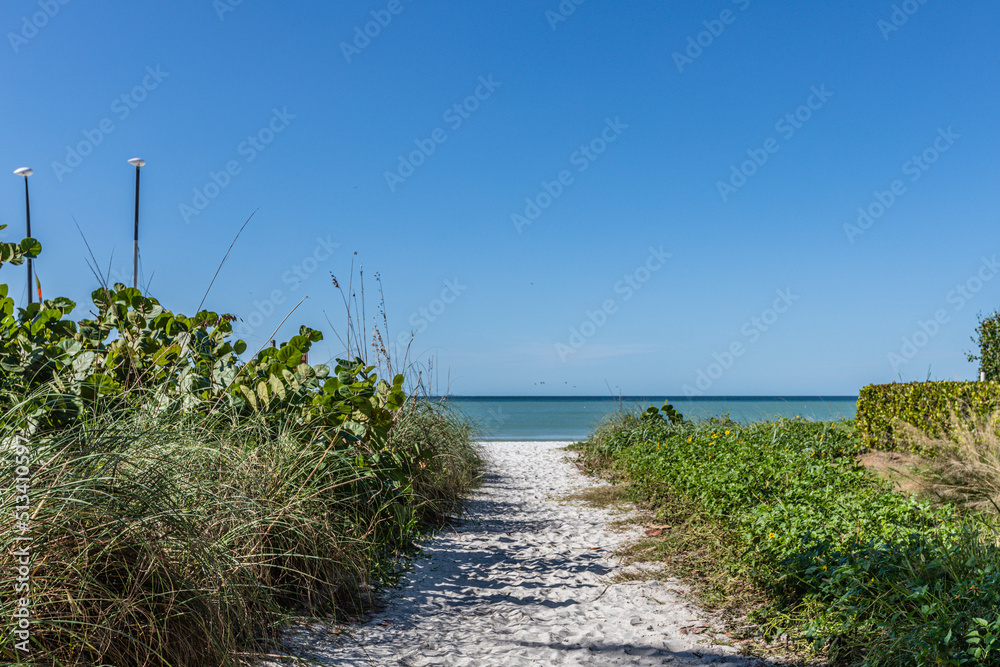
left=442, top=396, right=858, bottom=442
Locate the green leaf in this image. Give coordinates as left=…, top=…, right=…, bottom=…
left=151, top=343, right=181, bottom=366
left=18, top=237, right=41, bottom=257
left=269, top=374, right=285, bottom=400
left=238, top=384, right=258, bottom=411
left=341, top=420, right=366, bottom=437
left=55, top=339, right=82, bottom=357
left=72, top=351, right=95, bottom=374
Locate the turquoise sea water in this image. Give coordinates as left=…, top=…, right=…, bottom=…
left=442, top=396, right=858, bottom=441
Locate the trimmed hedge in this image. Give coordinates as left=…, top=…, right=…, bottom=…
left=857, top=381, right=1000, bottom=451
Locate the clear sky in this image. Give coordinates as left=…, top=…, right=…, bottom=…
left=1, top=1, right=998, bottom=396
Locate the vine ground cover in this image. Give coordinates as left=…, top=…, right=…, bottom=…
left=574, top=415, right=1000, bottom=665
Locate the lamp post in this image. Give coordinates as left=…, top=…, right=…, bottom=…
left=13, top=168, right=33, bottom=305
left=128, top=158, right=145, bottom=289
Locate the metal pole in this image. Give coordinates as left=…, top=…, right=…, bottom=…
left=132, top=165, right=140, bottom=289
left=127, top=158, right=145, bottom=290
left=24, top=176, right=32, bottom=305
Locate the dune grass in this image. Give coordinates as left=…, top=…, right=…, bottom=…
left=1, top=393, right=482, bottom=666
left=388, top=399, right=486, bottom=526
left=896, top=410, right=1000, bottom=514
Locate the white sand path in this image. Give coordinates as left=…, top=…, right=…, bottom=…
left=262, top=441, right=794, bottom=666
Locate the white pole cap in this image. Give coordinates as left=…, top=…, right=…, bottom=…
left=13, top=168, right=33, bottom=177
left=127, top=158, right=146, bottom=167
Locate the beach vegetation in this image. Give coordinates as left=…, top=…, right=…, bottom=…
left=857, top=381, right=1000, bottom=452
left=968, top=311, right=1000, bottom=382
left=641, top=399, right=686, bottom=426
left=576, top=413, right=1000, bottom=665
left=0, top=238, right=483, bottom=665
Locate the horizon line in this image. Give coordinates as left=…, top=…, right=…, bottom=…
left=429, top=395, right=860, bottom=400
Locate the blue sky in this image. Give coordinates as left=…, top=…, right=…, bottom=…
left=1, top=1, right=998, bottom=396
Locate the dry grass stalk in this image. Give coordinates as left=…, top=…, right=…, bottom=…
left=896, top=409, right=1000, bottom=513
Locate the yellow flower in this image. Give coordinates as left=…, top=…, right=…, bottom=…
left=687, top=437, right=693, bottom=442
left=822, top=565, right=827, bottom=571
left=725, top=430, right=730, bottom=435
left=768, top=532, right=775, bottom=539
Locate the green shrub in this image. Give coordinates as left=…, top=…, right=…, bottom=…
left=0, top=279, right=407, bottom=450
left=575, top=400, right=688, bottom=469
left=968, top=311, right=1000, bottom=381
left=857, top=381, right=1000, bottom=452
left=641, top=399, right=686, bottom=425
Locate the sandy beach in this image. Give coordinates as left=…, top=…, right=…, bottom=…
left=260, top=441, right=792, bottom=666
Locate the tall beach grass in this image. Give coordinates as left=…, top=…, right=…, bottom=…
left=896, top=410, right=1000, bottom=514
left=1, top=391, right=483, bottom=666
left=388, top=399, right=486, bottom=526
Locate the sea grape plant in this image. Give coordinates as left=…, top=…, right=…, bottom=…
left=0, top=236, right=407, bottom=451
left=642, top=399, right=685, bottom=425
